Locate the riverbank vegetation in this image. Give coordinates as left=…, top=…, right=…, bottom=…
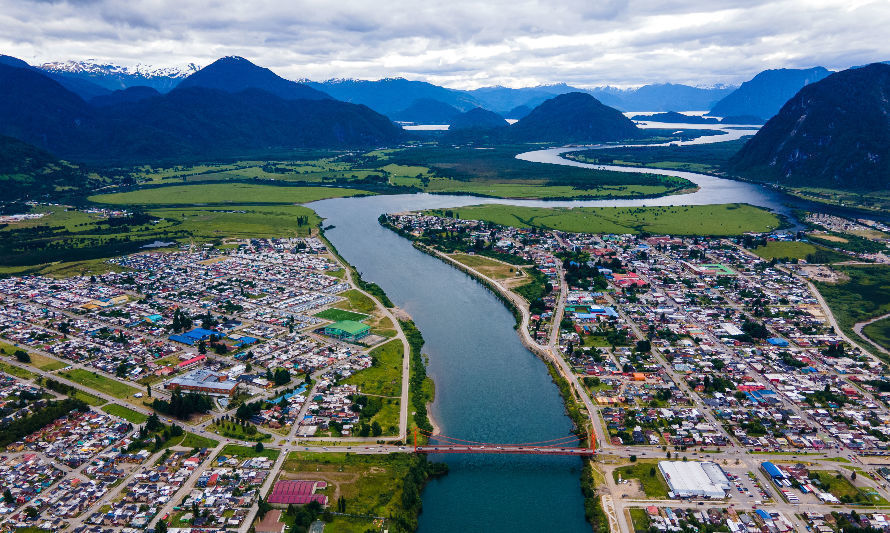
left=400, top=319, right=434, bottom=435
left=565, top=139, right=747, bottom=175
left=428, top=203, right=782, bottom=236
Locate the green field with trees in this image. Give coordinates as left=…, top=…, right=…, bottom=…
left=815, top=265, right=890, bottom=354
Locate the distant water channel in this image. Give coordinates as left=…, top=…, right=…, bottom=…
left=309, top=125, right=882, bottom=532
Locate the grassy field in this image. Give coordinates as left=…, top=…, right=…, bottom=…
left=69, top=388, right=106, bottom=406
left=752, top=241, right=819, bottom=260
left=58, top=368, right=139, bottom=399
left=343, top=339, right=403, bottom=397
left=0, top=360, right=37, bottom=380
left=147, top=205, right=320, bottom=239
left=431, top=203, right=781, bottom=236
left=810, top=470, right=888, bottom=505
left=219, top=444, right=280, bottom=460
left=89, top=183, right=370, bottom=206
left=180, top=432, right=219, bottom=449
left=27, top=353, right=67, bottom=371
left=863, top=317, right=890, bottom=354
left=282, top=452, right=418, bottom=522
left=335, top=289, right=378, bottom=315
left=449, top=253, right=525, bottom=280
left=102, top=403, right=148, bottom=423
left=815, top=265, right=890, bottom=353
left=314, top=308, right=369, bottom=322
left=209, top=420, right=270, bottom=441
left=613, top=461, right=670, bottom=499
left=629, top=508, right=652, bottom=531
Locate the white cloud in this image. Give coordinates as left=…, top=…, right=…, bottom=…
left=1, top=0, right=888, bottom=88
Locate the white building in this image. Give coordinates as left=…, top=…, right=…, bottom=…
left=659, top=461, right=731, bottom=499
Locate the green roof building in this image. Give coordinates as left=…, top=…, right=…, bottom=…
left=324, top=320, right=370, bottom=341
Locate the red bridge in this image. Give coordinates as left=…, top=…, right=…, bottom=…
left=412, top=429, right=596, bottom=456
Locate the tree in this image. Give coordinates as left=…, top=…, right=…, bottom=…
left=155, top=520, right=168, bottom=533
left=13, top=350, right=30, bottom=363
left=198, top=339, right=207, bottom=355
left=629, top=455, right=637, bottom=462
left=147, top=384, right=152, bottom=398
left=3, top=488, right=13, bottom=504
left=635, top=339, right=651, bottom=353
left=254, top=441, right=264, bottom=453
left=851, top=471, right=857, bottom=481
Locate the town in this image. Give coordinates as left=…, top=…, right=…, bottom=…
left=383, top=209, right=890, bottom=533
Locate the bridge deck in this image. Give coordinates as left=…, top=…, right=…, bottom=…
left=415, top=446, right=595, bottom=456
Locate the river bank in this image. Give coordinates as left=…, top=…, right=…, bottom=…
left=378, top=215, right=612, bottom=532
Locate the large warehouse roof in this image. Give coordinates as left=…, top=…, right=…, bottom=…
left=658, top=461, right=731, bottom=499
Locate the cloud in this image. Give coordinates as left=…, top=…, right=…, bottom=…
left=1, top=0, right=888, bottom=88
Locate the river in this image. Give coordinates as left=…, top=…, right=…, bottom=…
left=309, top=125, right=873, bottom=532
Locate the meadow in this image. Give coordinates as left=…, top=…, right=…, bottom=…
left=343, top=339, right=403, bottom=397
left=815, top=265, right=890, bottom=353
left=58, top=368, right=139, bottom=399
left=429, top=203, right=781, bottom=236
left=89, top=183, right=370, bottom=206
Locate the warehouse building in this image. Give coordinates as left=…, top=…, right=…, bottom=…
left=659, top=461, right=731, bottom=499
left=165, top=369, right=239, bottom=397
left=323, top=320, right=370, bottom=341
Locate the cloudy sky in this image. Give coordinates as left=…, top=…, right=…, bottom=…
left=2, top=0, right=889, bottom=88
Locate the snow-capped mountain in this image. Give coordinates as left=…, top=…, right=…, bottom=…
left=38, top=60, right=200, bottom=92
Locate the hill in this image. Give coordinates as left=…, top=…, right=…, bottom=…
left=0, top=62, right=403, bottom=163
left=306, top=78, right=480, bottom=115
left=0, top=135, right=93, bottom=205
left=177, top=56, right=329, bottom=100
left=90, top=86, right=161, bottom=107
left=710, top=67, right=832, bottom=121
left=509, top=92, right=640, bottom=143
left=449, top=108, right=508, bottom=130
left=506, top=105, right=532, bottom=119
left=729, top=63, right=890, bottom=190
left=389, top=98, right=461, bottom=124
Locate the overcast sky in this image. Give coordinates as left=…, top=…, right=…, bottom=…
left=2, top=0, right=889, bottom=89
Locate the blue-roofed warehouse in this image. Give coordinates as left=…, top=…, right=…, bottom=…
left=170, top=327, right=219, bottom=346
left=761, top=461, right=785, bottom=480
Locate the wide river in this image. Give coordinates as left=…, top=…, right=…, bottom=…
left=309, top=125, right=875, bottom=532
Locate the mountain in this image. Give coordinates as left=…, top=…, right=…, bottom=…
left=509, top=92, right=640, bottom=143
left=467, top=84, right=595, bottom=115
left=630, top=111, right=718, bottom=124
left=90, top=86, right=161, bottom=107
left=710, top=67, right=832, bottom=121
left=177, top=56, right=329, bottom=100
left=389, top=98, right=461, bottom=124
left=468, top=83, right=733, bottom=114
left=0, top=134, right=92, bottom=204
left=0, top=54, right=110, bottom=100
left=0, top=62, right=403, bottom=163
left=448, top=107, right=508, bottom=130
left=306, top=78, right=480, bottom=115
left=39, top=59, right=197, bottom=93
left=729, top=64, right=890, bottom=190
left=506, top=105, right=532, bottom=120
left=614, top=84, right=733, bottom=112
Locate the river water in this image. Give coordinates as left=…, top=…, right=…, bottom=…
left=309, top=126, right=878, bottom=532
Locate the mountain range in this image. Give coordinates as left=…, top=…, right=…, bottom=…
left=709, top=67, right=832, bottom=121
left=0, top=58, right=403, bottom=163
left=729, top=63, right=890, bottom=190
